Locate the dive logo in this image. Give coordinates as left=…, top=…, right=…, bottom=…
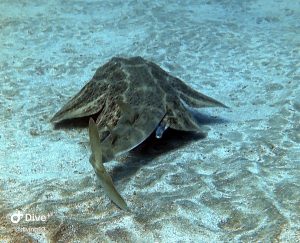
left=10, top=211, right=23, bottom=224
left=9, top=211, right=53, bottom=224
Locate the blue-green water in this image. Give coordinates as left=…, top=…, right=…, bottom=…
left=0, top=0, right=299, bottom=242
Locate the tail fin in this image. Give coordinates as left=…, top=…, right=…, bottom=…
left=88, top=118, right=129, bottom=211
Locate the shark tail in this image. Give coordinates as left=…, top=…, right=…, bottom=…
left=88, top=118, right=129, bottom=211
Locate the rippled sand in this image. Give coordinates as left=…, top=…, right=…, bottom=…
left=0, top=0, right=299, bottom=242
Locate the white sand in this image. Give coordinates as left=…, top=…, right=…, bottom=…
left=0, top=0, right=299, bottom=242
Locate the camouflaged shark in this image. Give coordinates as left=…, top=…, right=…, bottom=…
left=51, top=56, right=227, bottom=210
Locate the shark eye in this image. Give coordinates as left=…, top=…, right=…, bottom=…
left=155, top=122, right=169, bottom=139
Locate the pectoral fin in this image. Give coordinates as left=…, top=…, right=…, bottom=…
left=88, top=118, right=129, bottom=211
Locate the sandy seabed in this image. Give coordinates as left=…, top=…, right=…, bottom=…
left=0, top=0, right=299, bottom=242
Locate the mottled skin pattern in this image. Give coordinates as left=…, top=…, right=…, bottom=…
left=51, top=56, right=226, bottom=162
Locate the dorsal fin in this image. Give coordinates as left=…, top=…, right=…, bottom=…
left=105, top=123, right=118, bottom=145
left=116, top=100, right=139, bottom=124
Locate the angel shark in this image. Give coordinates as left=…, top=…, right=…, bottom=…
left=51, top=56, right=227, bottom=210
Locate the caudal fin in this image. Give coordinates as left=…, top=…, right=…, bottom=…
left=88, top=118, right=129, bottom=211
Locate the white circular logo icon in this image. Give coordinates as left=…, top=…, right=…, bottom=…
left=10, top=211, right=23, bottom=224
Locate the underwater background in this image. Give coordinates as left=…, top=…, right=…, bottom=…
left=0, top=0, right=299, bottom=242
